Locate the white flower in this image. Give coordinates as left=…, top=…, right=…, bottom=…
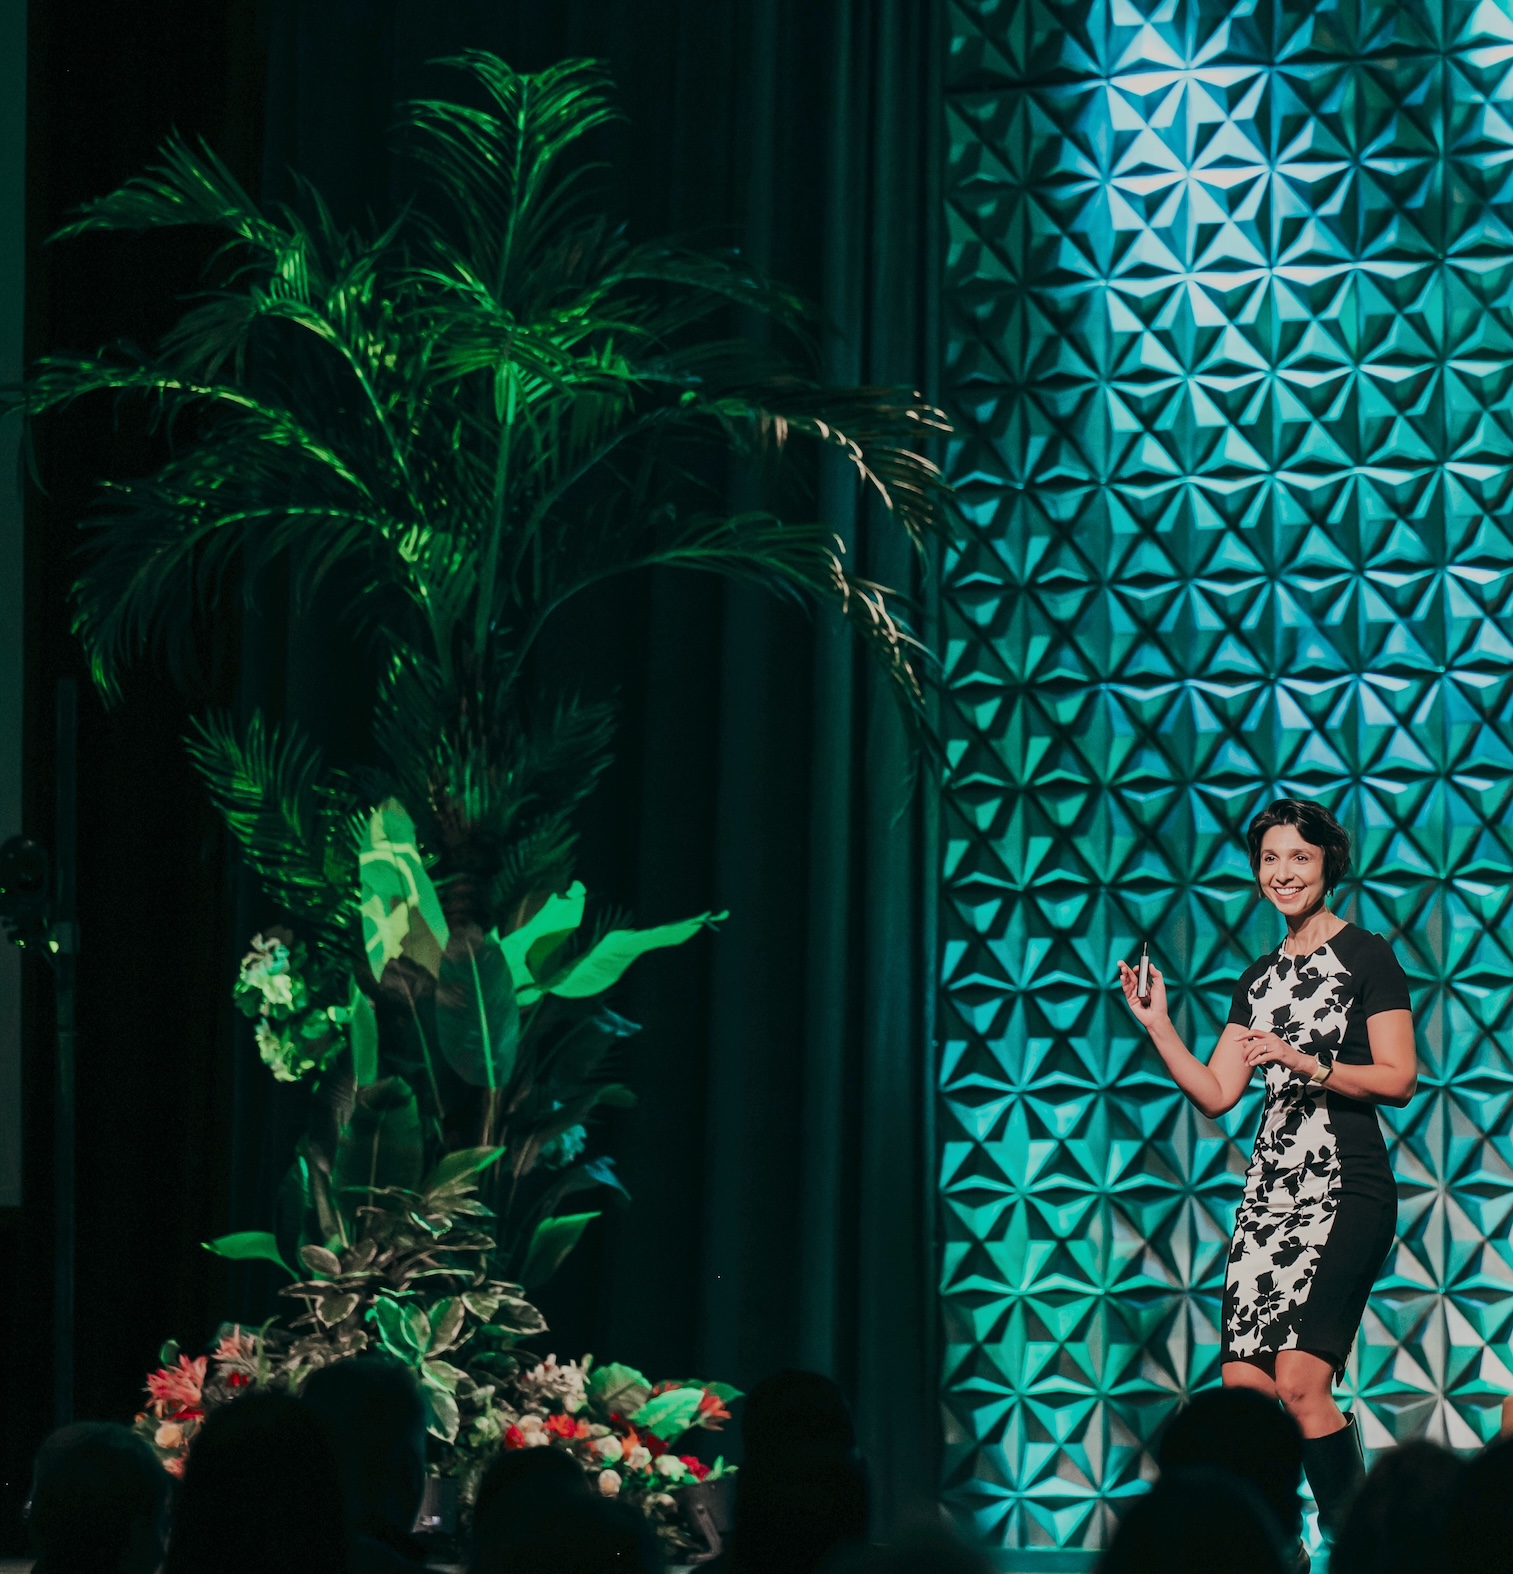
left=653, top=1455, right=687, bottom=1481
left=590, top=1435, right=623, bottom=1463
left=514, top=1354, right=589, bottom=1415
left=597, top=1469, right=623, bottom=1497
left=155, top=1421, right=185, bottom=1449
left=626, top=1445, right=652, bottom=1472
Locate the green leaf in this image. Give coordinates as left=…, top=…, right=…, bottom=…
left=428, top=1296, right=465, bottom=1354
left=423, top=1145, right=506, bottom=1195
left=403, top=1303, right=432, bottom=1354
left=545, top=911, right=727, bottom=1000
left=359, top=799, right=450, bottom=982
left=704, top=1382, right=743, bottom=1403
left=630, top=1386, right=706, bottom=1441
left=420, top=1368, right=461, bottom=1442
left=436, top=929, right=519, bottom=1089
left=370, top=1296, right=423, bottom=1361
left=158, top=1339, right=181, bottom=1366
left=204, top=1231, right=293, bottom=1276
left=299, top=1244, right=343, bottom=1279
left=519, top=1211, right=599, bottom=1289
left=587, top=1361, right=653, bottom=1416
left=349, top=990, right=379, bottom=1086
left=333, top=1077, right=423, bottom=1201
left=498, top=882, right=586, bottom=991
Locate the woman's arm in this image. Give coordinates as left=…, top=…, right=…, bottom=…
left=1117, top=960, right=1255, bottom=1118
left=1241, top=1009, right=1418, bottom=1106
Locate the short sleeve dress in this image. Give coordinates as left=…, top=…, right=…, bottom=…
left=1221, top=922, right=1411, bottom=1373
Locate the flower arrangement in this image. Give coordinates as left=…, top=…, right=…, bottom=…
left=135, top=1334, right=736, bottom=1556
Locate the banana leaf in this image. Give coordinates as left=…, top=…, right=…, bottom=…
left=498, top=882, right=586, bottom=991
left=349, top=991, right=380, bottom=1085
left=204, top=1230, right=293, bottom=1277
left=631, top=1385, right=706, bottom=1440
left=359, top=799, right=450, bottom=982
left=536, top=910, right=727, bottom=1001
left=333, top=1077, right=424, bottom=1205
left=436, top=928, right=520, bottom=1089
left=424, top=1145, right=507, bottom=1197
left=519, top=1211, right=599, bottom=1289
left=587, top=1361, right=653, bottom=1415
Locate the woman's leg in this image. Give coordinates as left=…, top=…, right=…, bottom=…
left=1273, top=1350, right=1343, bottom=1437
left=1221, top=1356, right=1278, bottom=1400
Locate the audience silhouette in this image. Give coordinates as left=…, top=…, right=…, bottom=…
left=1099, top=1465, right=1288, bottom=1574
left=724, top=1370, right=870, bottom=1574
left=1443, top=1436, right=1512, bottom=1574
left=164, top=1391, right=350, bottom=1574
left=24, top=1367, right=1511, bottom=1574
left=303, top=1355, right=431, bottom=1574
left=469, top=1444, right=596, bottom=1574
left=1157, top=1387, right=1305, bottom=1543
left=470, top=1492, right=663, bottom=1574
left=25, top=1422, right=169, bottom=1574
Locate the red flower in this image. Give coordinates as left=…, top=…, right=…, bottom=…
left=226, top=1372, right=250, bottom=1390
left=146, top=1356, right=207, bottom=1418
left=503, top=1425, right=527, bottom=1450
left=545, top=1413, right=588, bottom=1440
left=678, top=1455, right=710, bottom=1482
left=696, top=1390, right=732, bottom=1427
left=645, top=1433, right=670, bottom=1458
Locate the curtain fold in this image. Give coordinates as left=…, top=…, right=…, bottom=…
left=255, top=0, right=942, bottom=1527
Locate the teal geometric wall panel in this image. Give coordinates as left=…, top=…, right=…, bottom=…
left=938, top=0, right=1512, bottom=1550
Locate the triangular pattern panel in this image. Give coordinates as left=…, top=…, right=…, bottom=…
left=940, top=0, right=1513, bottom=1549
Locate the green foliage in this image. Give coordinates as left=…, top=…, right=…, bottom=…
left=520, top=1211, right=600, bottom=1289
left=14, top=52, right=948, bottom=1488
left=205, top=1231, right=293, bottom=1276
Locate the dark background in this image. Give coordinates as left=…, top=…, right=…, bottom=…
left=2, top=0, right=942, bottom=1547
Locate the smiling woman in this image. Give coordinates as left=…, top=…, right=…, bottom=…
left=1117, top=796, right=1418, bottom=1547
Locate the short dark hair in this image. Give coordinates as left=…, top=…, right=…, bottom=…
left=1246, top=798, right=1350, bottom=893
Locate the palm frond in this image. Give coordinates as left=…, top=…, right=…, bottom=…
left=398, top=54, right=621, bottom=307
left=184, top=712, right=361, bottom=971
left=51, top=131, right=279, bottom=251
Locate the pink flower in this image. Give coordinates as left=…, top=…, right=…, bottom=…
left=146, top=1356, right=207, bottom=1417
left=213, top=1327, right=258, bottom=1367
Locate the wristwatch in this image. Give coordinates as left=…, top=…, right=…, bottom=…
left=1309, top=1048, right=1335, bottom=1086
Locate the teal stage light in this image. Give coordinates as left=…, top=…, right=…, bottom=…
left=938, top=0, right=1512, bottom=1552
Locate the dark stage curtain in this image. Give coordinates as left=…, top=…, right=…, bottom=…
left=257, top=0, right=944, bottom=1523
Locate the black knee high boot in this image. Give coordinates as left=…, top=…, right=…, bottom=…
left=1301, top=1412, right=1365, bottom=1541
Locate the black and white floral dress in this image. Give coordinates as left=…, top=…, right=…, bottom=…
left=1221, top=923, right=1410, bottom=1372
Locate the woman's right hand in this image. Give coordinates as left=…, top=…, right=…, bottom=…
left=1116, top=959, right=1170, bottom=1030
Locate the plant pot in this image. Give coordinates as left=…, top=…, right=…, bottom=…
left=679, top=1474, right=737, bottom=1563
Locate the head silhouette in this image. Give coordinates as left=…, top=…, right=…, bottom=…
left=741, top=1370, right=856, bottom=1462
left=26, top=1422, right=169, bottom=1574
left=471, top=1492, right=662, bottom=1574
left=470, top=1446, right=595, bottom=1574
left=1443, top=1438, right=1513, bottom=1574
left=302, top=1355, right=427, bottom=1542
left=1158, top=1387, right=1304, bottom=1538
left=165, top=1392, right=349, bottom=1574
left=1331, top=1440, right=1462, bottom=1574
left=1100, top=1466, right=1287, bottom=1574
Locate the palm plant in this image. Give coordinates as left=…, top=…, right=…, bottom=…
left=9, top=54, right=951, bottom=1307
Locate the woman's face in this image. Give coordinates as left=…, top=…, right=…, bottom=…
left=1256, top=824, right=1328, bottom=917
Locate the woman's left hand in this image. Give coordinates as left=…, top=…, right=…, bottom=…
left=1241, top=1031, right=1315, bottom=1076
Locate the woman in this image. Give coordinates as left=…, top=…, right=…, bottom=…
left=1118, top=798, right=1417, bottom=1538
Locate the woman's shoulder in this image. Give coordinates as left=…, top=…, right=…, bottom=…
left=1327, top=922, right=1404, bottom=975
